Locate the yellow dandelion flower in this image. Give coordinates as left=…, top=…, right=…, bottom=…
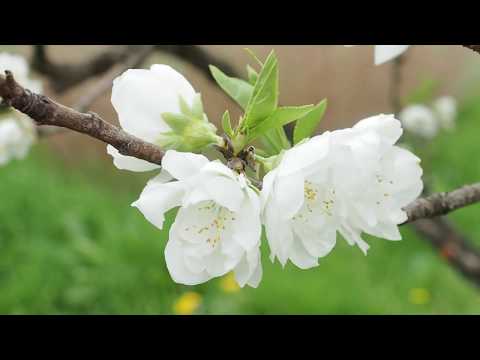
left=408, top=288, right=431, bottom=305
left=173, top=291, right=202, bottom=315
left=220, top=272, right=240, bottom=293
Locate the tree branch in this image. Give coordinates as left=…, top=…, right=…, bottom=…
left=1, top=70, right=480, bottom=224
left=32, top=45, right=138, bottom=92
left=463, top=45, right=480, bottom=55
left=403, top=183, right=480, bottom=224
left=0, top=71, right=164, bottom=165
left=32, top=45, right=240, bottom=93
left=412, top=217, right=480, bottom=286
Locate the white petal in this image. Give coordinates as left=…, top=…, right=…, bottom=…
left=132, top=178, right=184, bottom=230
left=234, top=249, right=263, bottom=288
left=231, top=187, right=262, bottom=251
left=107, top=145, right=161, bottom=172
left=260, top=168, right=278, bottom=212
left=294, top=223, right=337, bottom=259
left=165, top=237, right=211, bottom=286
left=201, top=173, right=244, bottom=212
left=353, top=114, right=403, bottom=145
left=339, top=224, right=370, bottom=255
left=111, top=65, right=196, bottom=142
left=289, top=233, right=319, bottom=269
left=270, top=215, right=294, bottom=267
left=161, top=150, right=209, bottom=180
left=273, top=173, right=305, bottom=220
left=374, top=45, right=410, bottom=65
left=277, top=133, right=330, bottom=177
left=204, top=249, right=231, bottom=277
left=365, top=221, right=402, bottom=241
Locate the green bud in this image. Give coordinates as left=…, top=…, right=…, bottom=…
left=157, top=94, right=223, bottom=153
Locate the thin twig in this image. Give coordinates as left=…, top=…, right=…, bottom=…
left=463, top=45, right=480, bottom=55
left=402, top=183, right=480, bottom=224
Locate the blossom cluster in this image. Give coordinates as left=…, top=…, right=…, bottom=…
left=399, top=96, right=457, bottom=139
left=108, top=62, right=423, bottom=288
left=0, top=53, right=42, bottom=166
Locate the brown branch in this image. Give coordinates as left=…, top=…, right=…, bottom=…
left=32, top=45, right=239, bottom=93
left=0, top=71, right=164, bottom=165
left=463, top=45, right=480, bottom=55
left=403, top=183, right=480, bottom=224
left=412, top=217, right=480, bottom=287
left=35, top=46, right=156, bottom=138
left=1, top=70, right=480, bottom=224
left=32, top=45, right=139, bottom=92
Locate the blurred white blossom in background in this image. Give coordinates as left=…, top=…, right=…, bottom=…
left=399, top=96, right=457, bottom=139
left=0, top=53, right=42, bottom=166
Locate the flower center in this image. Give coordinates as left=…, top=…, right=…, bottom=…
left=293, top=180, right=337, bottom=223
left=374, top=172, right=395, bottom=205
left=183, top=201, right=235, bottom=248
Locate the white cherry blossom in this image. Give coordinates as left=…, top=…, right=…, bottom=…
left=398, top=104, right=439, bottom=139
left=0, top=53, right=42, bottom=94
left=261, top=114, right=423, bottom=269
left=432, top=96, right=457, bottom=131
left=345, top=45, right=410, bottom=65
left=0, top=113, right=36, bottom=166
left=0, top=53, right=41, bottom=166
left=108, top=64, right=220, bottom=172
left=132, top=150, right=262, bottom=288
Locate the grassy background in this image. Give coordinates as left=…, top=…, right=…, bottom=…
left=1, top=95, right=480, bottom=314
left=1, top=45, right=480, bottom=314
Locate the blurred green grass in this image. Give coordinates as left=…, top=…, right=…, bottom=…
left=1, top=99, right=480, bottom=314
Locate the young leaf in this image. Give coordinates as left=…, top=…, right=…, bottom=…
left=178, top=95, right=193, bottom=117
left=209, top=65, right=253, bottom=109
left=221, top=110, right=234, bottom=137
left=244, top=48, right=264, bottom=67
left=242, top=50, right=279, bottom=130
left=247, top=105, right=316, bottom=142
left=293, top=99, right=328, bottom=144
left=260, top=128, right=291, bottom=155
left=162, top=113, right=191, bottom=132
left=191, top=94, right=205, bottom=120
left=246, top=65, right=258, bottom=85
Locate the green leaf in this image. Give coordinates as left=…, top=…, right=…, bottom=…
left=162, top=113, right=191, bottom=132
left=209, top=65, right=253, bottom=109
left=191, top=94, right=205, bottom=120
left=260, top=128, right=291, bottom=155
left=246, top=65, right=258, bottom=85
left=244, top=48, right=264, bottom=67
left=248, top=105, right=316, bottom=142
left=221, top=110, right=234, bottom=137
left=293, top=99, right=328, bottom=144
left=242, top=50, right=279, bottom=130
left=178, top=95, right=193, bottom=117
